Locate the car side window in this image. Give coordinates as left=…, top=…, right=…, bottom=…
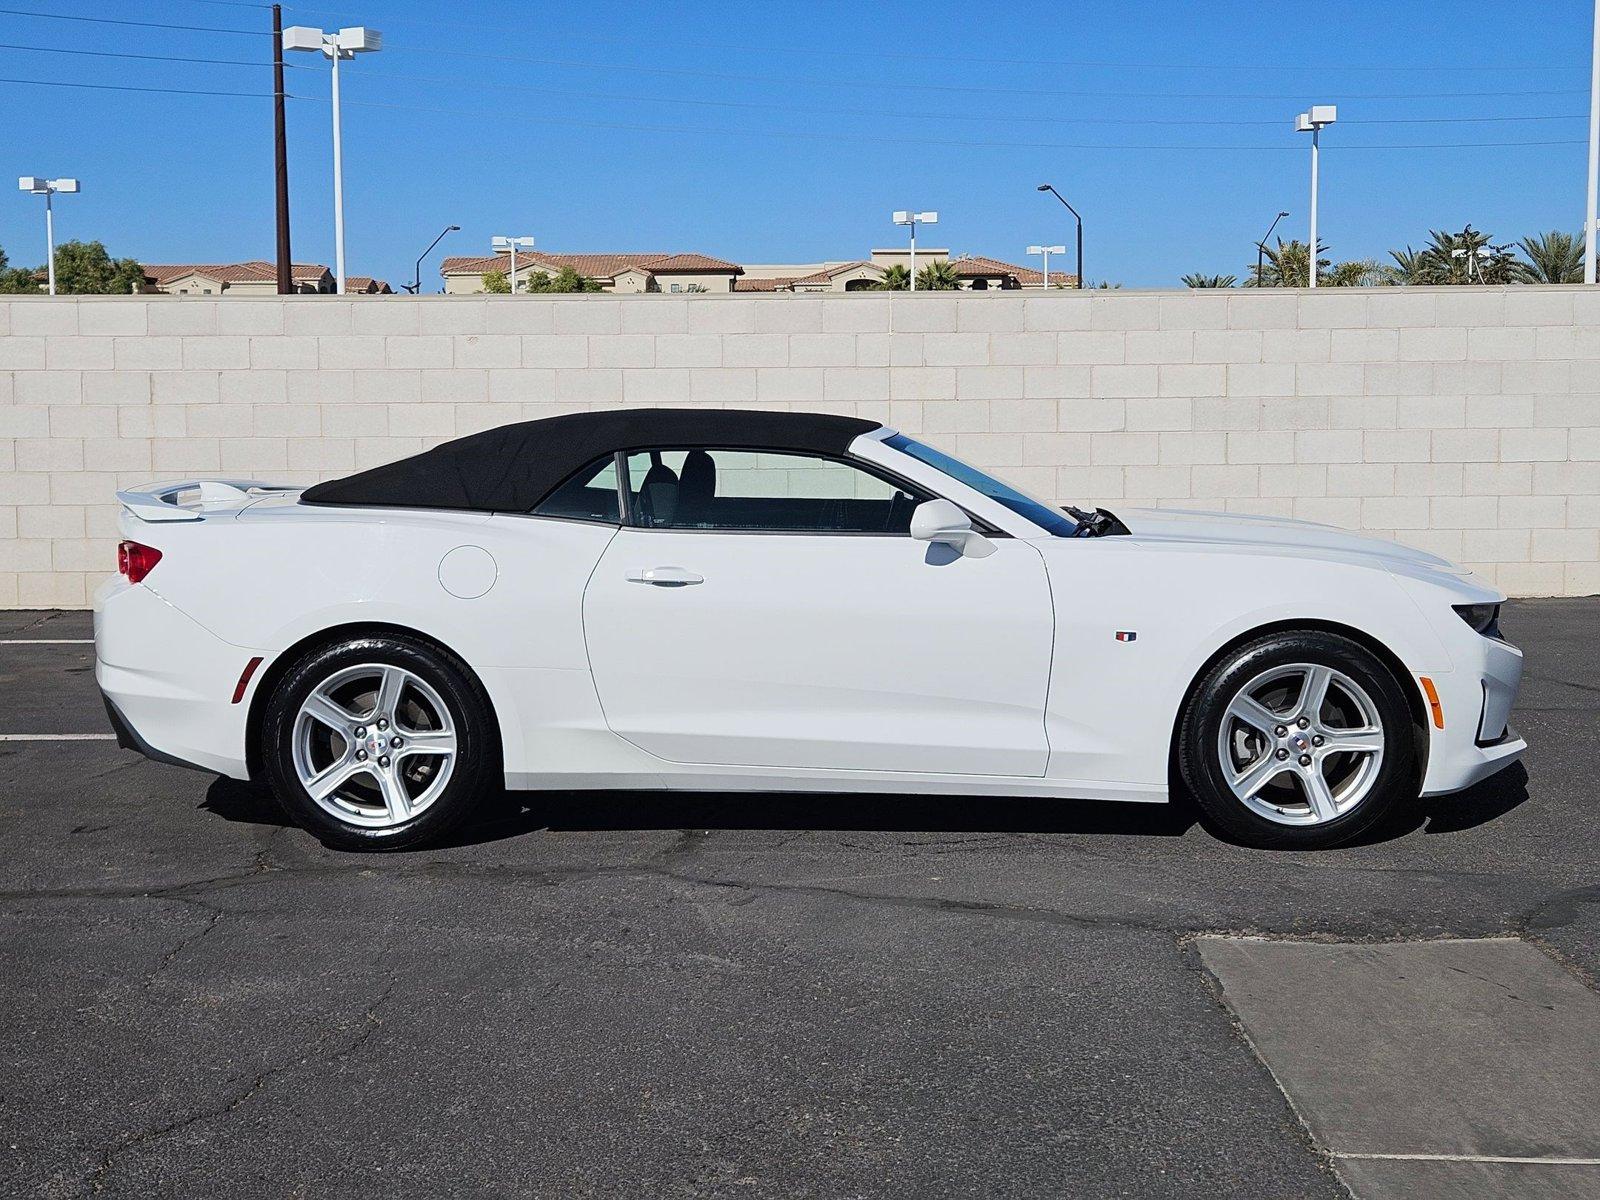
left=532, top=454, right=622, bottom=524
left=622, top=448, right=926, bottom=534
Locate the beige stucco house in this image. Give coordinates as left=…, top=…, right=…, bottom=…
left=141, top=262, right=391, bottom=296
left=439, top=251, right=744, bottom=295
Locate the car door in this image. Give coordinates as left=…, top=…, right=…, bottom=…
left=580, top=446, right=1055, bottom=777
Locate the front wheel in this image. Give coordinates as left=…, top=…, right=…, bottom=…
left=262, top=635, right=497, bottom=851
left=1178, top=631, right=1418, bottom=849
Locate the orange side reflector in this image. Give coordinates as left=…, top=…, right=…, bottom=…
left=1419, top=676, right=1445, bottom=729
left=231, top=656, right=264, bottom=705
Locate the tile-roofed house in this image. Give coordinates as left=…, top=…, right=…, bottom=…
left=140, top=261, right=363, bottom=296
left=344, top=275, right=393, bottom=294
left=440, top=251, right=742, bottom=295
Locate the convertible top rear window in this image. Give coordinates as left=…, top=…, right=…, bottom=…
left=883, top=434, right=1078, bottom=537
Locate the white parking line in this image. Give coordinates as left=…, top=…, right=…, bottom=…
left=0, top=734, right=116, bottom=741
left=0, top=639, right=93, bottom=644
left=1338, top=1153, right=1600, bottom=1165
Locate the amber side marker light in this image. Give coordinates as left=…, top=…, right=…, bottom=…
left=1419, top=676, right=1445, bottom=729
left=231, top=656, right=264, bottom=705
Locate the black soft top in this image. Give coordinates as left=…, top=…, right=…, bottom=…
left=299, top=407, right=883, bottom=513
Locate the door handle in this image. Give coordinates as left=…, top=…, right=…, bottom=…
left=625, top=566, right=704, bottom=587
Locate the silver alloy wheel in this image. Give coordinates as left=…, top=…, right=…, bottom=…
left=291, top=663, right=458, bottom=828
left=1216, top=662, right=1386, bottom=827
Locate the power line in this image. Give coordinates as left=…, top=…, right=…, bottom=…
left=275, top=5, right=1587, bottom=74
left=315, top=92, right=1586, bottom=153
left=0, top=6, right=259, bottom=36
left=0, top=75, right=273, bottom=97
left=374, top=42, right=1587, bottom=103
left=0, top=40, right=311, bottom=68
left=339, top=63, right=1590, bottom=129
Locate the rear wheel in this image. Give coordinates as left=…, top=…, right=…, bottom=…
left=1178, top=631, right=1417, bottom=849
left=262, top=635, right=496, bottom=850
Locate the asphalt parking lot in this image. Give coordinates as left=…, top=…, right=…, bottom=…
left=2, top=600, right=1597, bottom=1199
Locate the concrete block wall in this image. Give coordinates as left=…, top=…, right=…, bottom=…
left=1, top=286, right=1597, bottom=606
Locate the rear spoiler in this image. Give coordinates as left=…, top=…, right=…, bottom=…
left=115, top=479, right=298, bottom=523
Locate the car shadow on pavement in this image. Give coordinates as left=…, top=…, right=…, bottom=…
left=199, top=763, right=1530, bottom=853
left=199, top=777, right=1201, bottom=849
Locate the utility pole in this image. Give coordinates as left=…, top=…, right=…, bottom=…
left=272, top=4, right=292, bottom=295
left=1586, top=0, right=1599, bottom=284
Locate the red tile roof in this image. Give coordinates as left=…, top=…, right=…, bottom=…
left=439, top=252, right=740, bottom=279
left=646, top=253, right=743, bottom=274
left=345, top=276, right=393, bottom=294
left=733, top=276, right=798, bottom=292
left=143, top=261, right=330, bottom=284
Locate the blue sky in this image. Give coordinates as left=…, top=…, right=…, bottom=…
left=0, top=1, right=1594, bottom=289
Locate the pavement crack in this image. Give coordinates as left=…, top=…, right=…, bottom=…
left=142, top=907, right=223, bottom=993
left=84, top=972, right=398, bottom=1193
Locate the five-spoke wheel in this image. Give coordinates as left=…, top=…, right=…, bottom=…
left=292, top=663, right=459, bottom=828
left=263, top=635, right=495, bottom=850
left=1218, top=663, right=1385, bottom=827
left=1180, top=630, right=1416, bottom=849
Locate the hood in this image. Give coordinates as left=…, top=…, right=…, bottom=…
left=1114, top=507, right=1471, bottom=576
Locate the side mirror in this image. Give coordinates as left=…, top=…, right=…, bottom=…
left=910, top=499, right=995, bottom=559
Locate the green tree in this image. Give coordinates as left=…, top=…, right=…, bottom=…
left=47, top=240, right=145, bottom=294
left=0, top=244, right=37, bottom=293
left=1181, top=272, right=1237, bottom=288
left=914, top=260, right=961, bottom=290
left=481, top=269, right=511, bottom=294
left=1515, top=230, right=1584, bottom=284
left=872, top=264, right=910, bottom=291
left=526, top=265, right=603, bottom=293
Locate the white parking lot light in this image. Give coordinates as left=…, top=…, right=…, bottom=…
left=892, top=209, right=939, bottom=291
left=283, top=24, right=382, bottom=294
left=17, top=175, right=80, bottom=295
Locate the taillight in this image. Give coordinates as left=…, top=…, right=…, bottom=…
left=118, top=540, right=162, bottom=584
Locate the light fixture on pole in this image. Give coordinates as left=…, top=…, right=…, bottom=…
left=1294, top=106, right=1337, bottom=289
left=1257, top=210, right=1289, bottom=284
left=892, top=210, right=937, bottom=291
left=404, top=224, right=459, bottom=294
left=282, top=24, right=382, bottom=295
left=17, top=176, right=79, bottom=297
left=1585, top=0, right=1598, bottom=283
left=1036, top=184, right=1084, bottom=288
left=1026, top=244, right=1066, bottom=289
left=491, top=235, right=536, bottom=293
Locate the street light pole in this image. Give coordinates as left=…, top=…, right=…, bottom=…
left=18, top=176, right=78, bottom=296
left=491, top=235, right=535, bottom=293
left=1295, top=107, right=1337, bottom=289
left=1257, top=210, right=1288, bottom=285
left=1586, top=0, right=1599, bottom=283
left=1036, top=184, right=1083, bottom=288
left=892, top=210, right=937, bottom=291
left=283, top=25, right=381, bottom=295
left=1027, top=244, right=1065, bottom=289
left=407, top=224, right=459, bottom=294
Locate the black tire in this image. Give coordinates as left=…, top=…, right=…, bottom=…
left=262, top=634, right=498, bottom=851
left=1177, top=630, right=1417, bottom=850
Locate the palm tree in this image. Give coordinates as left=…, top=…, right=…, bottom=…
left=1181, top=273, right=1237, bottom=288
left=1248, top=238, right=1328, bottom=287
left=1324, top=259, right=1400, bottom=287
left=1515, top=230, right=1584, bottom=284
left=1393, top=226, right=1518, bottom=285
left=915, top=260, right=961, bottom=291
left=872, top=264, right=910, bottom=291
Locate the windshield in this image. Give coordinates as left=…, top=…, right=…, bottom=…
left=883, top=433, right=1079, bottom=537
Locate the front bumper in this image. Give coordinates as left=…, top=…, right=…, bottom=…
left=1418, top=629, right=1526, bottom=796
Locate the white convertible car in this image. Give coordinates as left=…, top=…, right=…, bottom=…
left=95, top=408, right=1525, bottom=851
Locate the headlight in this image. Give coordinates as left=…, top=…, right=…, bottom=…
left=1453, top=602, right=1501, bottom=638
